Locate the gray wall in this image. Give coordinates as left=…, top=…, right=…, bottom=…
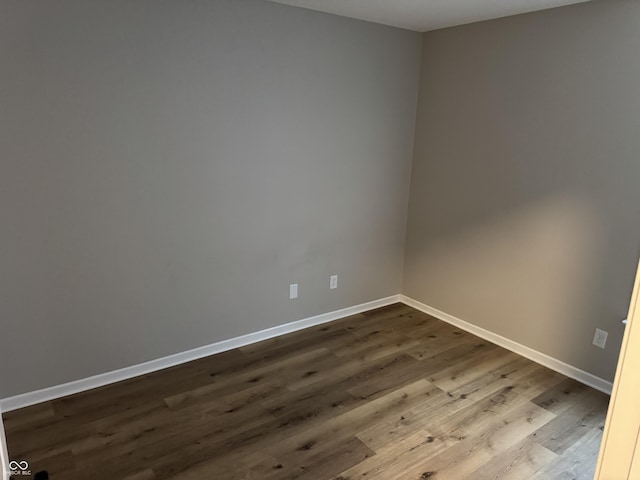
left=0, top=0, right=421, bottom=398
left=404, top=0, right=640, bottom=382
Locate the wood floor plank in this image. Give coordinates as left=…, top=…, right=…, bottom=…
left=328, top=329, right=420, bottom=361
left=264, top=379, right=438, bottom=460
left=3, top=304, right=608, bottom=479
left=355, top=388, right=452, bottom=452
left=122, top=469, right=157, bottom=480
left=2, top=402, right=56, bottom=434
left=466, top=436, right=557, bottom=480
left=72, top=398, right=230, bottom=460
left=387, top=402, right=556, bottom=480
left=221, top=380, right=286, bottom=409
left=340, top=428, right=450, bottom=479
left=346, top=363, right=574, bottom=465
left=239, top=325, right=354, bottom=361
left=428, top=347, right=519, bottom=392
left=164, top=451, right=279, bottom=480
left=406, top=323, right=476, bottom=360
left=531, top=377, right=594, bottom=414
left=6, top=414, right=92, bottom=463
left=269, top=351, right=421, bottom=404
left=530, top=387, right=608, bottom=455
left=264, top=436, right=374, bottom=480
left=531, top=427, right=604, bottom=480
left=345, top=353, right=432, bottom=400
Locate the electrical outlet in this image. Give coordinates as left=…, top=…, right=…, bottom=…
left=330, top=275, right=338, bottom=290
left=593, top=328, right=608, bottom=349
left=289, top=283, right=298, bottom=299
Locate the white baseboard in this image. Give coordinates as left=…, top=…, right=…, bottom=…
left=1, top=292, right=612, bottom=414
left=0, top=295, right=401, bottom=412
left=399, top=295, right=613, bottom=395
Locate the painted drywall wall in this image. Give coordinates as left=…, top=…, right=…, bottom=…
left=0, top=0, right=421, bottom=398
left=404, top=0, right=640, bottom=382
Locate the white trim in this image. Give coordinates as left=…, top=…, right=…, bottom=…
left=1, top=292, right=612, bottom=414
left=0, top=295, right=401, bottom=412
left=0, top=413, right=8, bottom=480
left=399, top=295, right=613, bottom=395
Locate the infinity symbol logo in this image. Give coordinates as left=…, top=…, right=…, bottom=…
left=9, top=460, right=29, bottom=470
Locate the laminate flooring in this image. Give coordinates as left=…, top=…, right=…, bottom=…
left=3, top=303, right=609, bottom=479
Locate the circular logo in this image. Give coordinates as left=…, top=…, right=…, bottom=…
left=9, top=460, right=29, bottom=470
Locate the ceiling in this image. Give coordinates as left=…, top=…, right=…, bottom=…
left=268, top=0, right=591, bottom=32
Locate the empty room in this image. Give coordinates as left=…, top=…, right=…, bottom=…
left=2, top=0, right=640, bottom=479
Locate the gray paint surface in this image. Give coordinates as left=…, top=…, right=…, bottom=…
left=404, top=0, right=640, bottom=382
left=3, top=0, right=637, bottom=400
left=0, top=0, right=421, bottom=398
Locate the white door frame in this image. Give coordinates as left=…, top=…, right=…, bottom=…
left=0, top=412, right=8, bottom=480
left=595, top=259, right=640, bottom=479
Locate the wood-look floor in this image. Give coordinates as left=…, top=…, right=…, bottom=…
left=4, top=304, right=609, bottom=480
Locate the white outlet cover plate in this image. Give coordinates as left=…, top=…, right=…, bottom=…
left=289, top=283, right=298, bottom=299
left=593, top=328, right=608, bottom=349
left=330, top=275, right=338, bottom=290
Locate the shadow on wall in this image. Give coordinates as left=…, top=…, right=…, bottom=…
left=404, top=192, right=630, bottom=379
